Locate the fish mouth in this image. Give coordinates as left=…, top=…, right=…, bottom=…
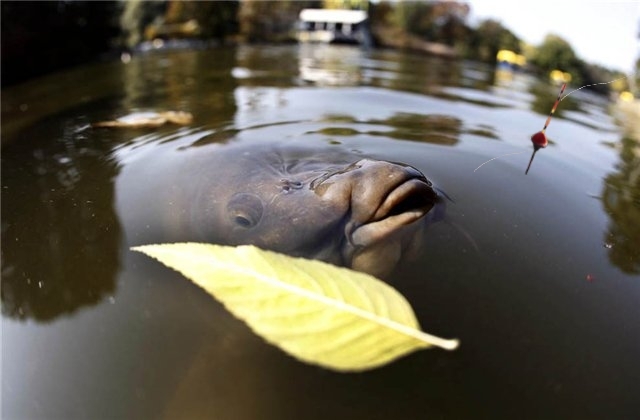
left=350, top=177, right=438, bottom=247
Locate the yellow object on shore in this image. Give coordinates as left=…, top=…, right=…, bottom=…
left=619, top=91, right=634, bottom=102
left=550, top=69, right=572, bottom=83
left=496, top=50, right=526, bottom=67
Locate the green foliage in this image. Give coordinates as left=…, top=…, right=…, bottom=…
left=120, top=0, right=239, bottom=48
left=113, top=0, right=628, bottom=95
left=376, top=1, right=469, bottom=46
left=527, top=34, right=585, bottom=85
left=323, top=0, right=369, bottom=10
left=392, top=2, right=431, bottom=37
left=238, top=0, right=320, bottom=42
left=528, top=34, right=576, bottom=70
left=133, top=243, right=459, bottom=372
left=464, top=19, right=521, bottom=63
left=529, top=81, right=578, bottom=117
left=526, top=33, right=630, bottom=93
left=580, top=63, right=629, bottom=94
left=180, top=1, right=239, bottom=40
left=602, top=134, right=640, bottom=273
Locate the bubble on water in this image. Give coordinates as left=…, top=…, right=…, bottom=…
left=603, top=242, right=613, bottom=249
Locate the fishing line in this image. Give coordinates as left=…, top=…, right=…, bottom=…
left=473, top=152, right=525, bottom=172
left=474, top=76, right=628, bottom=174
left=559, top=76, right=627, bottom=101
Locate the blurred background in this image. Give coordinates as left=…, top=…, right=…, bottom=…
left=2, top=0, right=638, bottom=93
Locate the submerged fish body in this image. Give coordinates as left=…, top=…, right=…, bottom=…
left=122, top=140, right=445, bottom=278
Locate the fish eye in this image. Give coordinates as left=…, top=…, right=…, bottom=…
left=234, top=215, right=253, bottom=228
left=227, top=193, right=264, bottom=229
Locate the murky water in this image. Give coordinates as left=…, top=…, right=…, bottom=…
left=2, top=44, right=639, bottom=419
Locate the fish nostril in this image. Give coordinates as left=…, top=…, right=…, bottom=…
left=280, top=179, right=303, bottom=193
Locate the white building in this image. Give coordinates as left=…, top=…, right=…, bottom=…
left=297, top=9, right=371, bottom=46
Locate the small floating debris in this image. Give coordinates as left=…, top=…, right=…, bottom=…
left=92, top=111, right=193, bottom=128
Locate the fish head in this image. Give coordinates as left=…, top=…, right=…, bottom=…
left=197, top=148, right=442, bottom=278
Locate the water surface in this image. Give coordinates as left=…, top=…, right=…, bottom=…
left=2, top=44, right=639, bottom=419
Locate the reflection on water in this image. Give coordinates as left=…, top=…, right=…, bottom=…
left=299, top=44, right=363, bottom=86
left=118, top=47, right=238, bottom=123
left=1, top=107, right=122, bottom=321
left=306, top=112, right=498, bottom=145
left=2, top=44, right=639, bottom=419
left=602, top=135, right=640, bottom=273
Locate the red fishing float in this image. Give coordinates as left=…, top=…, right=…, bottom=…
left=525, top=82, right=566, bottom=175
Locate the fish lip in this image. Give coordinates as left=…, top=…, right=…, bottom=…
left=349, top=177, right=437, bottom=247
left=373, top=178, right=435, bottom=221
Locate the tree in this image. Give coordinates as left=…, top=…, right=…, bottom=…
left=382, top=1, right=468, bottom=46
left=238, top=0, right=320, bottom=42
left=323, top=0, right=368, bottom=10
left=465, top=19, right=521, bottom=63
left=528, top=34, right=584, bottom=85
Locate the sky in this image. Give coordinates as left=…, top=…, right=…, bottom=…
left=466, top=0, right=639, bottom=73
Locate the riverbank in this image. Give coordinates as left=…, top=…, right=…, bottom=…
left=371, top=24, right=457, bottom=59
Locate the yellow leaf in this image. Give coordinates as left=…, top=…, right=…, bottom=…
left=132, top=243, right=459, bottom=372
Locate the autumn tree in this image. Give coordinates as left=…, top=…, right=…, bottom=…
left=381, top=1, right=468, bottom=46
left=120, top=1, right=239, bottom=47
left=322, top=0, right=368, bottom=10
left=238, top=0, right=320, bottom=42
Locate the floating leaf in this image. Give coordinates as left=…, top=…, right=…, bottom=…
left=132, top=243, right=459, bottom=372
left=91, top=111, right=193, bottom=128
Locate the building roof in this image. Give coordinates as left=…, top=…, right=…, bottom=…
left=299, top=9, right=367, bottom=24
